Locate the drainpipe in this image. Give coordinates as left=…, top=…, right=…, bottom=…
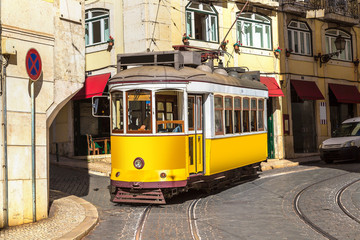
left=2, top=55, right=9, bottom=227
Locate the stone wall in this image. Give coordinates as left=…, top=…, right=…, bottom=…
left=0, top=0, right=85, bottom=227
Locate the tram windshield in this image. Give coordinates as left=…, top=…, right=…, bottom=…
left=127, top=90, right=152, bottom=133
left=155, top=90, right=184, bottom=133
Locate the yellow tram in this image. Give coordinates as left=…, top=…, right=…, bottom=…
left=103, top=51, right=268, bottom=204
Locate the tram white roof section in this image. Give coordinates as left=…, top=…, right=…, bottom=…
left=109, top=65, right=268, bottom=91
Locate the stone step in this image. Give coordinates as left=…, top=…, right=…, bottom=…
left=261, top=159, right=299, bottom=171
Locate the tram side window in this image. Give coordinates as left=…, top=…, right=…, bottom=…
left=251, top=98, right=257, bottom=131
left=234, top=97, right=242, bottom=133
left=156, top=91, right=184, bottom=133
left=112, top=92, right=123, bottom=132
left=258, top=99, right=264, bottom=131
left=127, top=90, right=152, bottom=133
left=225, top=97, right=233, bottom=134
left=214, top=95, right=223, bottom=135
left=243, top=98, right=250, bottom=132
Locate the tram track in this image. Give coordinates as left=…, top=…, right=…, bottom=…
left=293, top=173, right=348, bottom=240
left=336, top=178, right=360, bottom=224
left=135, top=205, right=152, bottom=240
left=188, top=198, right=202, bottom=240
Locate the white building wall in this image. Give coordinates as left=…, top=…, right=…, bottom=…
left=0, top=0, right=85, bottom=227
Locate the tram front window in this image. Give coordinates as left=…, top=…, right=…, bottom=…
left=156, top=91, right=184, bottom=133
left=127, top=90, right=152, bottom=133
left=112, top=92, right=123, bottom=133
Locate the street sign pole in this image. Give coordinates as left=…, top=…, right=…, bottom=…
left=31, top=80, right=36, bottom=222
left=25, top=48, right=42, bottom=222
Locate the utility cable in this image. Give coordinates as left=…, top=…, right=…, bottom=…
left=148, top=0, right=162, bottom=50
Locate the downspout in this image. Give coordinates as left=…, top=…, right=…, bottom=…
left=1, top=55, right=9, bottom=228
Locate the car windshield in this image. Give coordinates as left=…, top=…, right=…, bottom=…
left=334, top=122, right=360, bottom=137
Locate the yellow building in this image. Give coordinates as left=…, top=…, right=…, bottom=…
left=52, top=0, right=360, bottom=166
left=51, top=0, right=285, bottom=159
left=279, top=0, right=360, bottom=158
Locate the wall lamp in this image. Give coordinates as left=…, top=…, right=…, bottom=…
left=314, top=35, right=346, bottom=68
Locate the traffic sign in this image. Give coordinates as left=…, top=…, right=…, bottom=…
left=26, top=48, right=42, bottom=81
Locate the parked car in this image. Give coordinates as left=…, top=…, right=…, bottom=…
left=319, top=117, right=360, bottom=163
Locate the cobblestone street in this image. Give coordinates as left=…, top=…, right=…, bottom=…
left=50, top=161, right=360, bottom=240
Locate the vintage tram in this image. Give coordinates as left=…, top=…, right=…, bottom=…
left=99, top=51, right=268, bottom=204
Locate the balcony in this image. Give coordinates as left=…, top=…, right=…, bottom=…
left=306, top=0, right=359, bottom=25
left=281, top=0, right=359, bottom=25
left=281, top=0, right=309, bottom=15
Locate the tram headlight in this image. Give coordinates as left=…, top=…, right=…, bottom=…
left=133, top=157, right=145, bottom=169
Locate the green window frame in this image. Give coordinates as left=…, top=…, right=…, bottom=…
left=237, top=13, right=272, bottom=50
left=85, top=9, right=110, bottom=46
left=186, top=2, right=218, bottom=43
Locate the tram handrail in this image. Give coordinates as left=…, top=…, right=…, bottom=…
left=156, top=120, right=184, bottom=133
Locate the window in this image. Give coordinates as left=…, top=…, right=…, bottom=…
left=127, top=90, right=152, bottom=133
left=85, top=9, right=110, bottom=46
left=112, top=92, right=123, bottom=133
left=156, top=91, right=184, bottom=133
left=225, top=97, right=233, bottom=134
left=325, top=29, right=352, bottom=61
left=214, top=96, right=223, bottom=135
left=188, top=96, right=195, bottom=130
left=186, top=2, right=218, bottom=42
left=258, top=99, right=264, bottom=131
left=288, top=20, right=311, bottom=56
left=234, top=97, right=242, bottom=133
left=237, top=13, right=271, bottom=50
left=243, top=98, right=250, bottom=132
left=251, top=98, right=257, bottom=131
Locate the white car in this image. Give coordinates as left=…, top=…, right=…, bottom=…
left=319, top=117, right=360, bottom=163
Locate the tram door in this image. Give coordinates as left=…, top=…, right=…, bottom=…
left=188, top=95, right=203, bottom=175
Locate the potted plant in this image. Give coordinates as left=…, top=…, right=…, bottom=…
left=221, top=40, right=229, bottom=51
left=285, top=48, right=293, bottom=57
left=274, top=47, right=282, bottom=57
left=233, top=41, right=242, bottom=53
left=107, top=36, right=114, bottom=46
left=182, top=33, right=191, bottom=45
left=354, top=59, right=359, bottom=67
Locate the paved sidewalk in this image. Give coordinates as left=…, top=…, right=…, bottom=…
left=0, top=190, right=98, bottom=240
left=0, top=155, right=103, bottom=240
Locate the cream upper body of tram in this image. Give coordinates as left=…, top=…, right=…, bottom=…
left=107, top=51, right=268, bottom=203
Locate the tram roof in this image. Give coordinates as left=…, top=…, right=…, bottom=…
left=109, top=66, right=268, bottom=91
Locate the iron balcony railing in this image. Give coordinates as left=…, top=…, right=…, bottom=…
left=281, top=0, right=359, bottom=19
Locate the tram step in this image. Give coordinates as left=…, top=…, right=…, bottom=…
left=113, top=188, right=166, bottom=204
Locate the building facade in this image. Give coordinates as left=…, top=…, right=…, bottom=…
left=279, top=0, right=360, bottom=158
left=0, top=0, right=85, bottom=227
left=51, top=0, right=360, bottom=170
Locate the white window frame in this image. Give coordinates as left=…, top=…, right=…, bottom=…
left=287, top=20, right=312, bottom=56
left=237, top=13, right=272, bottom=50
left=325, top=29, right=352, bottom=62
left=185, top=2, right=218, bottom=43
left=85, top=9, right=110, bottom=46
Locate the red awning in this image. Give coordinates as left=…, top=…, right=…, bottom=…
left=260, top=77, right=284, bottom=97
left=73, top=73, right=111, bottom=100
left=291, top=80, right=324, bottom=100
left=329, top=83, right=360, bottom=103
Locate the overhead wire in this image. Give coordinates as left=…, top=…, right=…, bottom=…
left=148, top=0, right=162, bottom=51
